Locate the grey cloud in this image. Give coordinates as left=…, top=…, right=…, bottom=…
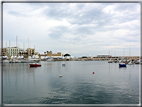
left=48, top=26, right=69, bottom=39
left=8, top=11, right=27, bottom=17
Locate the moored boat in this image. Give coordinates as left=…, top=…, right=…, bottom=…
left=21, top=60, right=34, bottom=63
left=128, top=61, right=132, bottom=65
left=47, top=57, right=54, bottom=62
left=15, top=60, right=21, bottom=63
left=119, top=63, right=126, bottom=67
left=29, top=63, right=41, bottom=67
left=3, top=60, right=9, bottom=63
left=108, top=60, right=113, bottom=63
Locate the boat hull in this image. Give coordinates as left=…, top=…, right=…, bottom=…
left=119, top=64, right=126, bottom=67
left=29, top=64, right=41, bottom=67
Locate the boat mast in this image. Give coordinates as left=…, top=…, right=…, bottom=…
left=28, top=38, right=29, bottom=48
left=9, top=41, right=10, bottom=57
left=16, top=36, right=18, bottom=47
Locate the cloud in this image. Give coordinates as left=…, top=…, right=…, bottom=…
left=3, top=3, right=140, bottom=57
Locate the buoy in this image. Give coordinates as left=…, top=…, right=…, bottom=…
left=59, top=75, right=63, bottom=77
left=93, top=72, right=94, bottom=74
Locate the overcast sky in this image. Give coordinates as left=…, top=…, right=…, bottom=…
left=3, top=2, right=140, bottom=57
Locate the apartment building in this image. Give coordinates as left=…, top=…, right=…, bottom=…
left=6, top=47, right=19, bottom=56
left=27, top=48, right=35, bottom=56
left=1, top=48, right=6, bottom=56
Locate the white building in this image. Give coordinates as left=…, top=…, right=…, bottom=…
left=6, top=47, right=19, bottom=56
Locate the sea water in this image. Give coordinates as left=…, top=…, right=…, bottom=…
left=3, top=61, right=139, bottom=104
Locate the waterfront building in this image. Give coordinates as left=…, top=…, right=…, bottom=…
left=6, top=47, right=19, bottom=57
left=35, top=52, right=40, bottom=55
left=46, top=51, right=63, bottom=57
left=39, top=51, right=64, bottom=59
left=19, top=50, right=28, bottom=58
left=27, top=48, right=35, bottom=56
left=1, top=48, right=6, bottom=56
left=19, top=48, right=35, bottom=58
left=97, top=54, right=111, bottom=58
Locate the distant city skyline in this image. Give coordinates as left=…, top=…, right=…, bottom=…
left=3, top=2, right=140, bottom=57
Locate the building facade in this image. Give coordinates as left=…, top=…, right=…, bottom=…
left=6, top=47, right=19, bottom=56
left=46, top=51, right=63, bottom=57
left=2, top=48, right=6, bottom=56
left=19, top=48, right=35, bottom=58
left=27, top=48, right=35, bottom=56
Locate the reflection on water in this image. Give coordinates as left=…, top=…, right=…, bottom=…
left=3, top=61, right=139, bottom=104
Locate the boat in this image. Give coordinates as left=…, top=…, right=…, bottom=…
left=59, top=75, right=63, bottom=77
left=47, top=57, right=54, bottom=62
left=3, top=60, right=9, bottom=63
left=9, top=59, right=16, bottom=63
left=108, top=59, right=113, bottom=63
left=21, top=60, right=34, bottom=63
left=15, top=60, right=21, bottom=63
left=62, top=64, right=65, bottom=66
left=119, top=63, right=126, bottom=67
left=29, top=63, right=41, bottom=67
left=114, top=60, right=118, bottom=63
left=29, top=58, right=40, bottom=63
left=128, top=61, right=132, bottom=65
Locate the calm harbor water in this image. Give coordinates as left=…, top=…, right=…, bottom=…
left=3, top=61, right=139, bottom=104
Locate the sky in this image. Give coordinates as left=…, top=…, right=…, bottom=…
left=3, top=2, right=140, bottom=57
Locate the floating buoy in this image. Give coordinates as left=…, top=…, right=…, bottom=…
left=93, top=72, right=94, bottom=74
left=59, top=75, right=63, bottom=77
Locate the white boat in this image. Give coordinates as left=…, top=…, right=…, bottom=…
left=47, top=57, right=54, bottom=62
left=59, top=75, right=63, bottom=77
left=108, top=59, right=113, bottom=63
left=119, top=60, right=122, bottom=63
left=15, top=60, right=21, bottom=63
left=128, top=61, right=132, bottom=65
left=3, top=60, right=9, bottom=63
left=9, top=59, right=16, bottom=63
left=21, top=60, right=34, bottom=63
left=29, top=58, right=40, bottom=63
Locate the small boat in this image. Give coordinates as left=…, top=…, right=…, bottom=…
left=9, top=59, right=16, bottom=63
left=15, top=60, right=21, bottom=63
left=3, top=60, right=9, bottom=63
left=128, top=62, right=132, bottom=65
left=47, top=57, right=54, bottom=62
left=59, top=75, right=63, bottom=77
left=119, top=63, right=126, bottom=67
left=108, top=60, right=113, bottom=63
left=62, top=64, right=65, bottom=66
left=21, top=60, right=34, bottom=63
left=29, top=63, right=41, bottom=67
